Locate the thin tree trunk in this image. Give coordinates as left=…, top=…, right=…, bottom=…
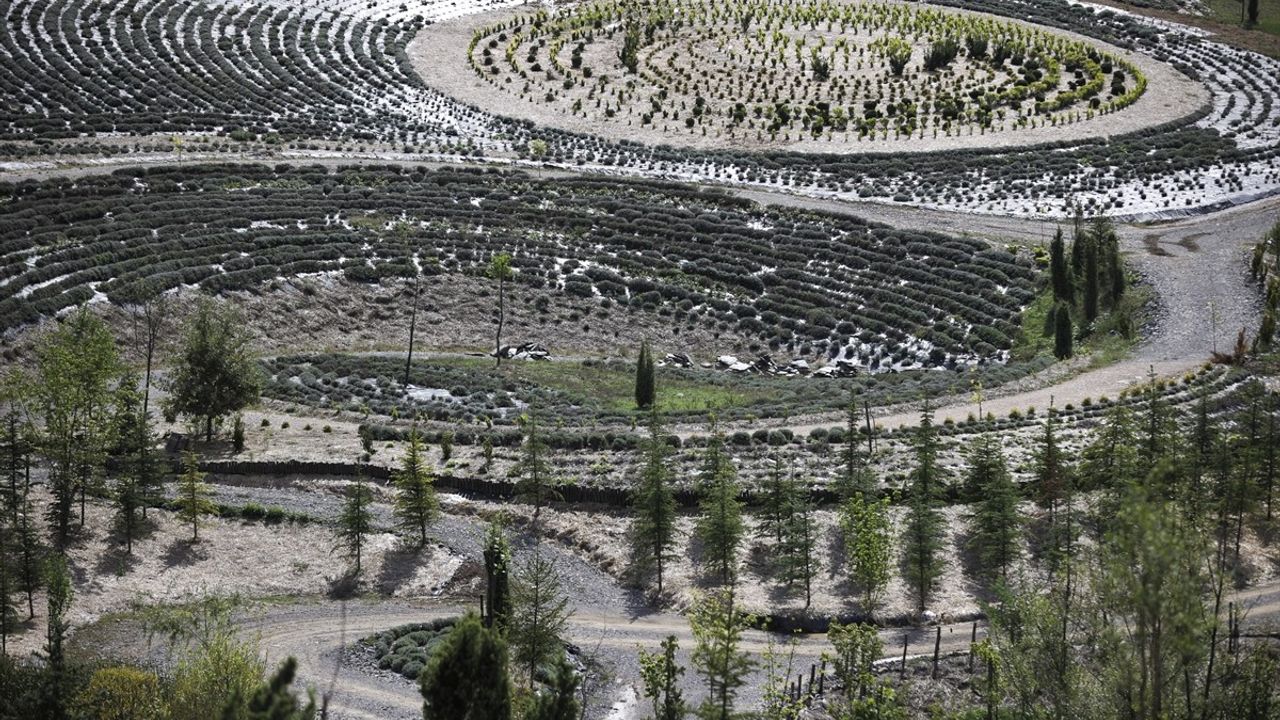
left=495, top=277, right=505, bottom=369
left=404, top=274, right=420, bottom=385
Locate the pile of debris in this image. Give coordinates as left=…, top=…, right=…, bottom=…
left=703, top=354, right=859, bottom=378
left=495, top=342, right=550, bottom=361
left=660, top=353, right=694, bottom=368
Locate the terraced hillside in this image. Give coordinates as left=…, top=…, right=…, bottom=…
left=0, top=164, right=1037, bottom=370
left=1, top=0, right=1277, bottom=215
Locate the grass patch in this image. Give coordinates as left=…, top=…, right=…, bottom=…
left=1012, top=283, right=1150, bottom=367
left=1205, top=0, right=1280, bottom=36
left=435, top=356, right=764, bottom=415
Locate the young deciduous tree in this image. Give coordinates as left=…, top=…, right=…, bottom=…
left=638, top=635, right=686, bottom=720
left=902, top=406, right=946, bottom=613
left=630, top=409, right=678, bottom=596
left=841, top=492, right=892, bottom=617
left=828, top=621, right=882, bottom=700
left=690, top=588, right=754, bottom=720
left=393, top=430, right=438, bottom=547
left=242, top=657, right=317, bottom=720
left=334, top=468, right=375, bottom=575
left=1094, top=489, right=1211, bottom=720
left=174, top=452, right=216, bottom=543
left=35, top=307, right=120, bottom=543
left=490, top=253, right=513, bottom=369
left=419, top=613, right=511, bottom=720
left=509, top=549, right=572, bottom=686
left=166, top=298, right=261, bottom=442
left=695, top=428, right=744, bottom=588
left=635, top=341, right=656, bottom=410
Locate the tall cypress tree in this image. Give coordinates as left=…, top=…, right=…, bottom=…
left=1053, top=304, right=1073, bottom=360
left=902, top=405, right=946, bottom=612
left=1083, top=240, right=1099, bottom=324
left=695, top=425, right=744, bottom=588
left=630, top=409, right=678, bottom=596
left=635, top=341, right=656, bottom=410
left=1049, top=228, right=1073, bottom=303
left=483, top=519, right=511, bottom=630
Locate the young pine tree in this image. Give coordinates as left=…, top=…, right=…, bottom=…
left=756, top=455, right=797, bottom=546
left=902, top=406, right=946, bottom=613
left=966, top=434, right=1021, bottom=584
left=174, top=452, right=216, bottom=543
left=509, top=548, right=572, bottom=686
left=0, top=520, right=18, bottom=654
left=514, top=413, right=558, bottom=526
left=526, top=653, right=580, bottom=720
left=14, top=490, right=42, bottom=619
left=393, top=429, right=438, bottom=547
left=630, top=409, right=678, bottom=597
left=837, top=392, right=875, bottom=501
left=780, top=486, right=818, bottom=610
left=334, top=468, right=375, bottom=575
left=419, top=612, right=511, bottom=720
left=695, top=427, right=744, bottom=588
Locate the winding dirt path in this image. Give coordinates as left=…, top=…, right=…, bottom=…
left=182, top=579, right=1280, bottom=720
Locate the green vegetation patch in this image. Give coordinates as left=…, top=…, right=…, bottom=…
left=362, top=619, right=457, bottom=681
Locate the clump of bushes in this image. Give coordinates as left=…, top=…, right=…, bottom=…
left=363, top=619, right=457, bottom=680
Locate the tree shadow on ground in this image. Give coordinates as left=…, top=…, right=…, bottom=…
left=328, top=569, right=360, bottom=599
left=162, top=538, right=207, bottom=567
left=94, top=545, right=143, bottom=577
left=953, top=522, right=1003, bottom=608
left=375, top=543, right=428, bottom=595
